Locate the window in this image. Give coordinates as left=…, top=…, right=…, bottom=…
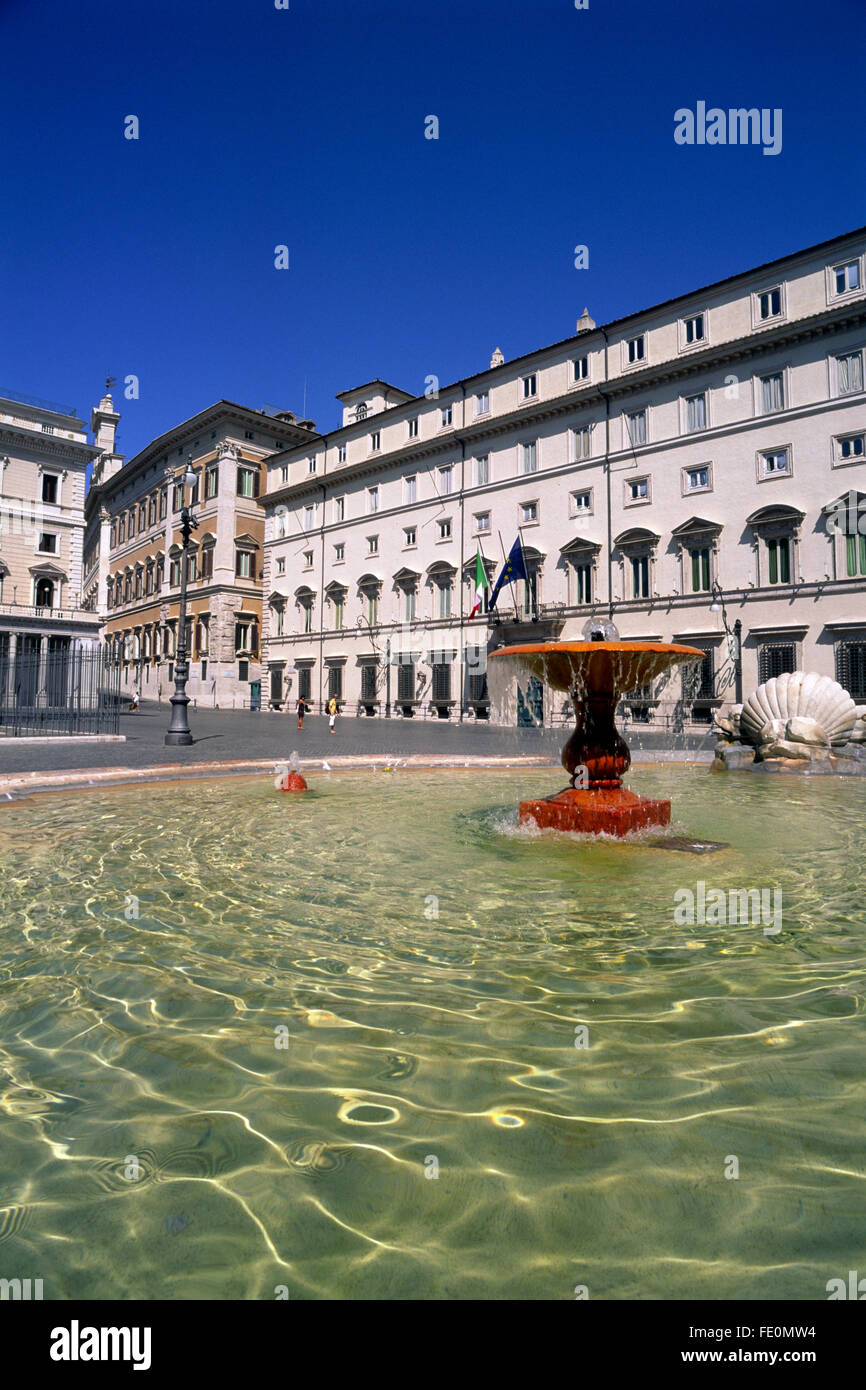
left=572, top=561, right=592, bottom=605
left=273, top=605, right=285, bottom=637
left=366, top=592, right=378, bottom=625
left=172, top=483, right=183, bottom=512
left=404, top=588, right=416, bottom=622
left=338, top=444, right=347, bottom=464
left=440, top=405, right=452, bottom=427
left=476, top=455, right=489, bottom=487
left=368, top=486, right=379, bottom=513
left=169, top=555, right=181, bottom=587
left=836, top=641, right=866, bottom=700
left=308, top=456, right=317, bottom=474
left=521, top=501, right=538, bottom=524
left=159, top=487, right=167, bottom=519
left=303, top=550, right=313, bottom=568
left=404, top=526, right=416, bottom=547
left=432, top=662, right=451, bottom=701
left=404, top=475, right=417, bottom=505
left=627, top=335, right=645, bottom=363
left=298, top=667, right=312, bottom=700
left=334, top=543, right=345, bottom=562
left=397, top=662, right=415, bottom=701
left=276, top=556, right=286, bottom=575
left=628, top=477, right=649, bottom=502
left=834, top=262, right=860, bottom=295
left=845, top=533, right=866, bottom=577
left=361, top=664, right=378, bottom=702
left=110, top=521, right=117, bottom=548
left=35, top=577, right=54, bottom=607
left=683, top=314, right=705, bottom=344
left=370, top=431, right=380, bottom=452
left=837, top=351, right=864, bottom=395
left=148, top=493, right=157, bottom=525
left=134, top=567, right=142, bottom=598
left=626, top=409, right=647, bottom=446
left=573, top=425, right=593, bottom=460
left=520, top=442, right=537, bottom=474
left=522, top=374, right=537, bottom=398
left=368, top=535, right=378, bottom=554
left=334, top=495, right=345, bottom=522
left=333, top=596, right=344, bottom=629
left=759, top=642, right=796, bottom=682
left=760, top=372, right=785, bottom=413
left=41, top=423, right=54, bottom=435
left=303, top=603, right=313, bottom=634
left=437, top=580, right=452, bottom=618
left=38, top=532, right=58, bottom=553
left=685, top=392, right=707, bottom=432
left=690, top=546, right=711, bottom=593
left=761, top=448, right=789, bottom=477
left=759, top=287, right=782, bottom=320
left=438, top=465, right=453, bottom=495
left=631, top=555, right=650, bottom=598
left=438, top=519, right=452, bottom=540
left=41, top=474, right=58, bottom=504
left=118, top=515, right=126, bottom=542
left=128, top=510, right=136, bottom=538
left=356, top=403, right=367, bottom=420
left=686, top=466, right=710, bottom=491
left=304, top=504, right=316, bottom=530
left=476, top=391, right=489, bottom=414
left=408, top=416, right=418, bottom=439
left=766, top=536, right=791, bottom=585
left=838, top=434, right=865, bottom=461
left=570, top=489, right=592, bottom=514
left=236, top=549, right=253, bottom=579
left=572, top=355, right=589, bottom=382
left=475, top=511, right=491, bottom=533
left=237, top=467, right=259, bottom=498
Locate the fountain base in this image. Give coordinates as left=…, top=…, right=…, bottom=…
left=520, top=785, right=671, bottom=838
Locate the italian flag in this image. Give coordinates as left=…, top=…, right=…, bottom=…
left=469, top=546, right=489, bottom=618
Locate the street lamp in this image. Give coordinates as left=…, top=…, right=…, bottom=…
left=709, top=580, right=743, bottom=704
left=164, top=461, right=198, bottom=745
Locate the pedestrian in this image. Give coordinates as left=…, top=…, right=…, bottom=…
left=328, top=694, right=339, bottom=733
left=129, top=687, right=140, bottom=713
left=296, top=694, right=309, bottom=729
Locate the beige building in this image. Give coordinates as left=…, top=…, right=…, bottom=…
left=0, top=388, right=101, bottom=696
left=83, top=395, right=316, bottom=707
left=260, top=226, right=866, bottom=726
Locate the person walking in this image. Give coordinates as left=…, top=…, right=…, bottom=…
left=296, top=694, right=309, bottom=729
left=327, top=694, right=339, bottom=733
left=129, top=686, right=140, bottom=713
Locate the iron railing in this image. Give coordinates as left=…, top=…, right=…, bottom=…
left=0, top=647, right=121, bottom=737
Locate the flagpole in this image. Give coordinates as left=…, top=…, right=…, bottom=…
left=497, top=529, right=520, bottom=623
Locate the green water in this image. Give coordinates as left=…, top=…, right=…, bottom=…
left=0, top=766, right=864, bottom=1301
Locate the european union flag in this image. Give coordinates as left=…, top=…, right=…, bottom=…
left=489, top=536, right=527, bottom=610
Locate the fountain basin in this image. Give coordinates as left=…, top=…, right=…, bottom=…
left=490, top=639, right=705, bottom=836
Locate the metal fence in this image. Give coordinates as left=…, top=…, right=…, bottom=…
left=0, top=647, right=122, bottom=737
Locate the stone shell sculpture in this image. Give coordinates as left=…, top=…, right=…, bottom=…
left=739, top=672, right=857, bottom=748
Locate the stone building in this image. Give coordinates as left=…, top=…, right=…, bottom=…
left=0, top=388, right=101, bottom=694
left=83, top=395, right=315, bottom=707
left=259, top=226, right=866, bottom=727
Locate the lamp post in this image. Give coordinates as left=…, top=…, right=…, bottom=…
left=709, top=580, right=743, bottom=704
left=165, top=462, right=198, bottom=745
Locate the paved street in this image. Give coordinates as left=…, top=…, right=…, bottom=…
left=0, top=700, right=715, bottom=774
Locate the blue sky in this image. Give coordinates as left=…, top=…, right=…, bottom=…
left=1, top=0, right=864, bottom=459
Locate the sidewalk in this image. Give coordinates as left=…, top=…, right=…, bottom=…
left=0, top=701, right=716, bottom=777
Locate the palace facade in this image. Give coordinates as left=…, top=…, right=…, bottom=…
left=83, top=395, right=316, bottom=707
left=259, top=226, right=866, bottom=727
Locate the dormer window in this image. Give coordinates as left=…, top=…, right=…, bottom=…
left=355, top=403, right=367, bottom=420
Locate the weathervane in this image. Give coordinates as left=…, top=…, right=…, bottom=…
left=105, top=375, right=117, bottom=393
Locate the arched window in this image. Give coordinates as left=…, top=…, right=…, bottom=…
left=35, top=577, right=54, bottom=608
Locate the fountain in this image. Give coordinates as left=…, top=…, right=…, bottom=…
left=489, top=619, right=705, bottom=836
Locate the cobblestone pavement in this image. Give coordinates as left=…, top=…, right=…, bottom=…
left=0, top=701, right=716, bottom=775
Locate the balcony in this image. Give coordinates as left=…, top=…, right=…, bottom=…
left=0, top=602, right=99, bottom=626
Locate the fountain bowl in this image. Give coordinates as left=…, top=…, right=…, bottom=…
left=489, top=639, right=706, bottom=837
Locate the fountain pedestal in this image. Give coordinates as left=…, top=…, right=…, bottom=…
left=490, top=638, right=705, bottom=839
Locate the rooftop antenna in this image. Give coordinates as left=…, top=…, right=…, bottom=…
left=302, top=376, right=307, bottom=417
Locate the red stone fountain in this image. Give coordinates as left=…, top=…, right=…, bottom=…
left=489, top=624, right=704, bottom=837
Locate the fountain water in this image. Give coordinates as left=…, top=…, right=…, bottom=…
left=489, top=619, right=704, bottom=836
